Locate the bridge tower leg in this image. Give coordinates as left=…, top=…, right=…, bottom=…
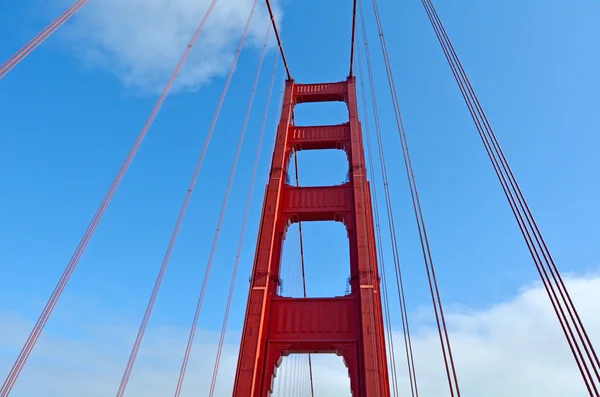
left=232, top=77, right=390, bottom=397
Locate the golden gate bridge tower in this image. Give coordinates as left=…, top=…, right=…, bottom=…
left=1, top=0, right=599, bottom=396
left=233, top=78, right=390, bottom=396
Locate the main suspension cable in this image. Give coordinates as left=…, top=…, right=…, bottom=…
left=365, top=0, right=461, bottom=394
left=0, top=0, right=89, bottom=79
left=265, top=0, right=291, bottom=80
left=420, top=1, right=600, bottom=394
left=357, top=3, right=418, bottom=395
left=114, top=2, right=257, bottom=396
left=0, top=2, right=220, bottom=395
left=207, top=28, right=277, bottom=397
left=349, top=0, right=359, bottom=76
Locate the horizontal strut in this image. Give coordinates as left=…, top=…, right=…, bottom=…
left=283, top=184, right=353, bottom=223
left=269, top=296, right=357, bottom=343
left=288, top=123, right=351, bottom=151
left=294, top=82, right=348, bottom=104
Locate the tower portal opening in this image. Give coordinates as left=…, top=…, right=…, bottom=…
left=289, top=149, right=349, bottom=187
left=279, top=221, right=350, bottom=298
left=271, top=353, right=352, bottom=396
left=293, top=101, right=349, bottom=126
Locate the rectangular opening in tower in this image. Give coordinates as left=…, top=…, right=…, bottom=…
left=279, top=222, right=350, bottom=299
left=293, top=101, right=349, bottom=126
left=272, top=353, right=352, bottom=396
left=289, top=149, right=349, bottom=187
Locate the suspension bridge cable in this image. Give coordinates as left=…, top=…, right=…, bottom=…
left=269, top=153, right=295, bottom=395
left=420, top=1, right=600, bottom=394
left=176, top=21, right=267, bottom=392
left=285, top=228, right=301, bottom=396
left=112, top=2, right=257, bottom=396
left=304, top=354, right=311, bottom=396
left=296, top=354, right=302, bottom=397
left=275, top=362, right=284, bottom=395
left=419, top=7, right=599, bottom=393
left=280, top=216, right=299, bottom=397
left=292, top=356, right=299, bottom=397
left=356, top=26, right=402, bottom=397
left=299, top=355, right=305, bottom=396
left=229, top=75, right=285, bottom=397
left=292, top=240, right=305, bottom=397
left=357, top=3, right=418, bottom=395
left=422, top=0, right=600, bottom=389
left=351, top=80, right=385, bottom=397
left=364, top=0, right=461, bottom=394
left=282, top=352, right=291, bottom=397
left=291, top=355, right=298, bottom=397
left=292, top=153, right=316, bottom=397
left=174, top=2, right=268, bottom=395
left=0, top=2, right=220, bottom=395
left=265, top=0, right=291, bottom=80
left=294, top=226, right=305, bottom=397
left=349, top=0, right=359, bottom=76
left=290, top=198, right=300, bottom=396
left=0, top=0, right=89, bottom=79
left=302, top=354, right=308, bottom=396
left=347, top=50, right=388, bottom=396
left=425, top=0, right=599, bottom=377
left=359, top=0, right=417, bottom=393
left=207, top=32, right=279, bottom=397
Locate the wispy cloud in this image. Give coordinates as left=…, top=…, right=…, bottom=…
left=398, top=274, right=600, bottom=396
left=1, top=274, right=599, bottom=396
left=59, top=0, right=281, bottom=93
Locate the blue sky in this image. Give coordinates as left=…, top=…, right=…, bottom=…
left=1, top=0, right=599, bottom=395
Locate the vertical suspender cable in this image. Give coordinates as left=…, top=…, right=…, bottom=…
left=420, top=1, right=599, bottom=394
left=287, top=229, right=301, bottom=396
left=293, top=153, right=316, bottom=397
left=0, top=2, right=220, bottom=395
left=281, top=245, right=294, bottom=397
left=363, top=0, right=461, bottom=394
left=358, top=2, right=419, bottom=396
left=206, top=30, right=278, bottom=397
left=178, top=1, right=266, bottom=395
left=356, top=40, right=402, bottom=397
left=114, top=2, right=258, bottom=395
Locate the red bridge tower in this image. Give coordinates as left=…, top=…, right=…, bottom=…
left=233, top=77, right=390, bottom=396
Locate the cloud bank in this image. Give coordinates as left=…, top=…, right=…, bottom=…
left=1, top=274, right=599, bottom=396
left=61, top=0, right=280, bottom=92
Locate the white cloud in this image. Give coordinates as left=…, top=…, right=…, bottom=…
left=398, top=274, right=600, bottom=397
left=60, top=0, right=281, bottom=92
left=1, top=274, right=599, bottom=396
